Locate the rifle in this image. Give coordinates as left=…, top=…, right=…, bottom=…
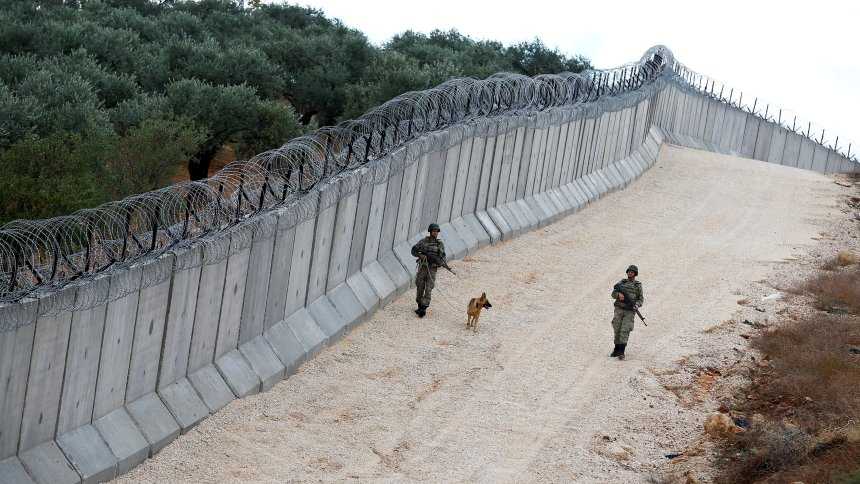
left=613, top=282, right=647, bottom=326
left=419, top=253, right=456, bottom=275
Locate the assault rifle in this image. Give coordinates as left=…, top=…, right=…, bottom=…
left=613, top=282, right=647, bottom=326
left=419, top=252, right=456, bottom=275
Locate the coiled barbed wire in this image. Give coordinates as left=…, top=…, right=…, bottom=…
left=7, top=45, right=854, bottom=329
left=0, top=46, right=675, bottom=320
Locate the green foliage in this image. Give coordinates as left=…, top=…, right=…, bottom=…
left=236, top=100, right=305, bottom=160
left=102, top=117, right=206, bottom=199
left=0, top=131, right=113, bottom=224
left=0, top=117, right=205, bottom=224
left=0, top=0, right=591, bottom=220
left=508, top=38, right=591, bottom=76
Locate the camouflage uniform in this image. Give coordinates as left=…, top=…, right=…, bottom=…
left=610, top=278, right=644, bottom=345
left=411, top=236, right=446, bottom=310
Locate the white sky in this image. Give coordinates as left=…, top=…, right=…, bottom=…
left=290, top=0, right=859, bottom=153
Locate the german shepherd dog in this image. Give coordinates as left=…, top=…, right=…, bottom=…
left=466, top=293, right=492, bottom=332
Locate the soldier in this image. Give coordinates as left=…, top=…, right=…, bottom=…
left=610, top=265, right=644, bottom=360
left=411, top=223, right=446, bottom=318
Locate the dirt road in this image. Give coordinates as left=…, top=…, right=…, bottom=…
left=118, top=145, right=843, bottom=483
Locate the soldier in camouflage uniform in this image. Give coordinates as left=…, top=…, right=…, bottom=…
left=610, top=265, right=644, bottom=360
left=411, top=223, right=446, bottom=318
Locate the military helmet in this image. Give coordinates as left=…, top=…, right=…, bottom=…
left=626, top=265, right=639, bottom=275
left=428, top=223, right=440, bottom=232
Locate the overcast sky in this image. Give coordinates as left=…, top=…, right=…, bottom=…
left=290, top=0, right=858, bottom=153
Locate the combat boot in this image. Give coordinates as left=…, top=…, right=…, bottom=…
left=610, top=344, right=621, bottom=357
left=616, top=343, right=627, bottom=360
left=415, top=305, right=427, bottom=318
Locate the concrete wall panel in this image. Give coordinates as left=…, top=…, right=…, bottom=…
left=0, top=307, right=36, bottom=458
left=394, top=161, right=417, bottom=244
left=307, top=198, right=337, bottom=304
left=362, top=181, right=387, bottom=267
left=57, top=280, right=110, bottom=434
left=437, top=143, right=460, bottom=223
left=767, top=127, right=787, bottom=164
left=328, top=191, right=359, bottom=291
left=486, top=125, right=507, bottom=208
left=378, top=166, right=404, bottom=256
left=347, top=181, right=373, bottom=277
left=753, top=123, right=773, bottom=161
left=450, top=137, right=473, bottom=219
left=410, top=153, right=430, bottom=236
left=238, top=222, right=275, bottom=346
left=263, top=215, right=297, bottom=328
left=462, top=136, right=486, bottom=215
left=740, top=115, right=760, bottom=158
left=213, top=239, right=251, bottom=359
left=159, top=248, right=203, bottom=387
left=798, top=138, right=816, bottom=170
left=515, top=127, right=534, bottom=199
left=92, top=267, right=142, bottom=420
left=476, top=131, right=497, bottom=211
left=185, top=255, right=226, bottom=377
left=125, top=256, right=173, bottom=403
left=422, top=149, right=445, bottom=226
left=781, top=131, right=802, bottom=167
left=19, top=291, right=75, bottom=451
left=811, top=145, right=829, bottom=172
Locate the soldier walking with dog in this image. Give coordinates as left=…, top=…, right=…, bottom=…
left=610, top=265, right=645, bottom=360
left=411, top=223, right=446, bottom=318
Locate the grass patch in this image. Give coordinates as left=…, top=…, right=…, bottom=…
left=796, top=269, right=860, bottom=313
left=748, top=315, right=860, bottom=431
left=715, top=312, right=860, bottom=483
left=822, top=252, right=859, bottom=271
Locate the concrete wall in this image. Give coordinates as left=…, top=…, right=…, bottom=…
left=1, top=73, right=854, bottom=483
left=655, top=81, right=860, bottom=174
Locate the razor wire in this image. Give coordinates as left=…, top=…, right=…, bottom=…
left=0, top=46, right=679, bottom=328
left=669, top=62, right=858, bottom=163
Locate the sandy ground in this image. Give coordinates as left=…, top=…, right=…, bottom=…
left=118, top=145, right=846, bottom=483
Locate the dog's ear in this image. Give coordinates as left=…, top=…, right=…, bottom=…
left=481, top=292, right=486, bottom=298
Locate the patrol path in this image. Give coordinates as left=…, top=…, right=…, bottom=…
left=117, top=145, right=842, bottom=483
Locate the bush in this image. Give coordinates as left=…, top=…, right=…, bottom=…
left=720, top=421, right=811, bottom=484
left=0, top=131, right=113, bottom=223
left=103, top=117, right=206, bottom=199
left=800, top=270, right=860, bottom=313
left=750, top=315, right=860, bottom=431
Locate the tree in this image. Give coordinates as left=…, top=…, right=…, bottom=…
left=0, top=1, right=593, bottom=222
left=507, top=39, right=591, bottom=76
left=0, top=131, right=112, bottom=224
left=165, top=79, right=302, bottom=180
left=103, top=117, right=205, bottom=198
left=235, top=99, right=304, bottom=160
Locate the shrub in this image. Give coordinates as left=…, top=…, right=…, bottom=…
left=800, top=270, right=860, bottom=313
